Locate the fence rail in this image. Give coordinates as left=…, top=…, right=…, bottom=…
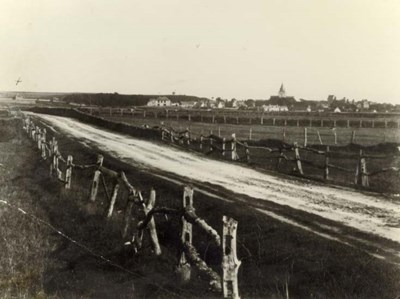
left=158, top=123, right=399, bottom=188
left=22, top=115, right=241, bottom=299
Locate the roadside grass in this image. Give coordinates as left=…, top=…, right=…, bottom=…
left=2, top=118, right=400, bottom=298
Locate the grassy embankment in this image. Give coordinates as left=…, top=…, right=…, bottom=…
left=1, top=117, right=400, bottom=298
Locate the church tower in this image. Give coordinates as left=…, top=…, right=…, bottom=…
left=278, top=83, right=286, bottom=98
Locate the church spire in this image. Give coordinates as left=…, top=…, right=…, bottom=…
left=278, top=83, right=286, bottom=98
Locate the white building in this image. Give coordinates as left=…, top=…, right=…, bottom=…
left=147, top=97, right=172, bottom=107
left=262, top=104, right=288, bottom=112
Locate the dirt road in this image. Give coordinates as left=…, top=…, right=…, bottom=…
left=33, top=113, right=400, bottom=263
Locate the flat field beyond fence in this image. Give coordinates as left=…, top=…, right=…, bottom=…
left=104, top=116, right=400, bottom=146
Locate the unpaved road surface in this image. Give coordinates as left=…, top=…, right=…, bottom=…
left=33, top=114, right=400, bottom=263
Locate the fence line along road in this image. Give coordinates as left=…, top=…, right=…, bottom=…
left=22, top=115, right=241, bottom=299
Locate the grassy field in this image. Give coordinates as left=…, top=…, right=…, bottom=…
left=2, top=118, right=400, bottom=298
left=105, top=116, right=400, bottom=146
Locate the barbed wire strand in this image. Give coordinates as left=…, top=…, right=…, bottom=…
left=0, top=199, right=187, bottom=299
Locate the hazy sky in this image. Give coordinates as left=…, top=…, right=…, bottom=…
left=1, top=0, right=399, bottom=103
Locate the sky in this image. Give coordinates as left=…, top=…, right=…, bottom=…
left=0, top=0, right=399, bottom=104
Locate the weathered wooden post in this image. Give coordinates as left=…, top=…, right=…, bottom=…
left=273, top=118, right=276, bottom=126
left=324, top=146, right=329, bottom=180
left=249, top=128, right=252, bottom=140
left=42, top=128, right=47, bottom=144
left=293, top=142, right=304, bottom=175
left=37, top=128, right=42, bottom=149
left=222, top=216, right=241, bottom=299
left=244, top=142, right=250, bottom=163
left=276, top=147, right=284, bottom=170
left=186, top=127, right=190, bottom=145
left=177, top=186, right=193, bottom=282
left=303, top=127, right=307, bottom=147
left=65, top=155, right=73, bottom=189
left=333, top=128, right=337, bottom=145
left=222, top=138, right=226, bottom=157
left=355, top=150, right=369, bottom=187
left=210, top=130, right=213, bottom=145
left=200, top=135, right=203, bottom=150
left=231, top=134, right=238, bottom=161
left=351, top=130, right=356, bottom=144
left=89, top=155, right=104, bottom=202
left=218, top=126, right=221, bottom=137
left=41, top=142, right=47, bottom=159
left=106, top=181, right=120, bottom=218
left=282, top=129, right=286, bottom=142
left=317, top=130, right=323, bottom=145
left=143, top=188, right=161, bottom=255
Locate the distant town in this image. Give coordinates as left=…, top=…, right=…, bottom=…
left=2, top=84, right=399, bottom=113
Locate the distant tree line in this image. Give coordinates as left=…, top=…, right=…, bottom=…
left=62, top=93, right=207, bottom=107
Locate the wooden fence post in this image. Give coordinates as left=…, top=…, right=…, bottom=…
left=222, top=138, right=226, bottom=157
left=276, top=147, right=284, bottom=170
left=65, top=155, right=73, bottom=189
left=303, top=127, right=307, bottom=147
left=249, top=128, right=252, bottom=140
left=37, top=128, right=42, bottom=149
left=231, top=134, right=238, bottom=161
left=282, top=129, right=286, bottom=142
left=244, top=142, right=250, bottom=163
left=106, top=182, right=120, bottom=218
left=333, top=129, right=337, bottom=145
left=355, top=150, right=369, bottom=187
left=89, top=155, right=104, bottom=202
left=222, top=216, right=241, bottom=299
left=186, top=127, right=190, bottom=145
left=324, top=146, right=329, bottom=180
left=293, top=142, right=304, bottom=175
left=41, top=142, right=47, bottom=159
left=200, top=135, right=203, bottom=150
left=143, top=189, right=161, bottom=255
left=177, top=186, right=193, bottom=282
left=351, top=130, right=356, bottom=144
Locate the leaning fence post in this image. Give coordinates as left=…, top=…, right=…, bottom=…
left=89, top=155, right=104, bottom=202
left=144, top=188, right=162, bottom=255
left=65, top=155, right=73, bottom=189
left=324, top=146, right=329, bottom=180
left=317, top=130, right=323, bottom=145
left=177, top=186, right=193, bottom=283
left=293, top=142, right=304, bottom=175
left=222, top=216, right=241, bottom=299
left=106, top=182, right=120, bottom=218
